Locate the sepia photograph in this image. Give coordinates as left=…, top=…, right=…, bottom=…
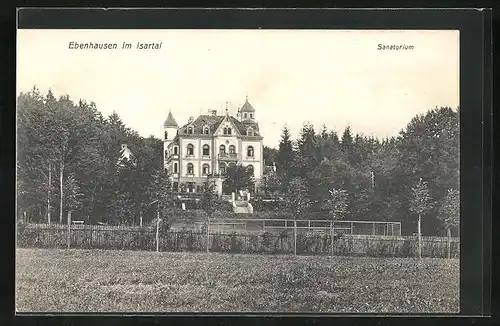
left=16, top=28, right=460, bottom=314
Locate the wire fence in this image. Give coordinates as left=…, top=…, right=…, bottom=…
left=17, top=223, right=459, bottom=258
left=207, top=219, right=402, bottom=236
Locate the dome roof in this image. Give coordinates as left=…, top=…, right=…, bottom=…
left=240, top=97, right=255, bottom=112
left=163, top=111, right=178, bottom=128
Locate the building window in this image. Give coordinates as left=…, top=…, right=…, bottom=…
left=164, top=150, right=168, bottom=158
left=187, top=163, right=194, bottom=175
left=187, top=144, right=194, bottom=156
left=202, top=164, right=210, bottom=175
left=202, top=144, right=210, bottom=156
left=247, top=127, right=254, bottom=136
left=244, top=113, right=248, bottom=119
left=247, top=146, right=254, bottom=157
left=187, top=127, right=193, bottom=134
left=228, top=127, right=232, bottom=135
left=219, top=163, right=226, bottom=175
left=173, top=162, right=178, bottom=173
left=187, top=182, right=195, bottom=192
left=250, top=113, right=253, bottom=119
left=229, top=145, right=236, bottom=154
left=203, top=126, right=210, bottom=134
left=219, top=144, right=226, bottom=154
left=174, top=146, right=178, bottom=155
left=223, top=127, right=232, bottom=135
left=246, top=164, right=254, bottom=176
left=164, top=131, right=168, bottom=140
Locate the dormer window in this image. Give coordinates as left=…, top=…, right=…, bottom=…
left=203, top=126, right=210, bottom=135
left=227, top=127, right=232, bottom=135
left=244, top=113, right=248, bottom=119
left=187, top=127, right=194, bottom=134
left=247, top=127, right=254, bottom=136
left=250, top=113, right=253, bottom=119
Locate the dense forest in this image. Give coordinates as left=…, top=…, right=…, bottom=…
left=17, top=87, right=459, bottom=236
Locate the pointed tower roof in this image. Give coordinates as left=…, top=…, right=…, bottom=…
left=163, top=111, right=179, bottom=128
left=240, top=96, right=255, bottom=112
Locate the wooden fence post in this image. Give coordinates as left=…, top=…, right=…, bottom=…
left=156, top=203, right=160, bottom=252
left=417, top=214, right=422, bottom=259
left=206, top=218, right=210, bottom=253
left=67, top=210, right=72, bottom=249
left=294, top=219, right=297, bottom=256
left=447, top=228, right=451, bottom=259
left=330, top=221, right=334, bottom=257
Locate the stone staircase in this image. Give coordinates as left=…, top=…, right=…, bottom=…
left=231, top=191, right=254, bottom=214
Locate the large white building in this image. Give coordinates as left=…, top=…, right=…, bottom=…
left=163, top=97, right=264, bottom=195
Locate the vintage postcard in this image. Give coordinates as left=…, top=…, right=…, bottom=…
left=16, top=27, right=460, bottom=314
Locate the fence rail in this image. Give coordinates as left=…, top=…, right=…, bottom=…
left=17, top=223, right=459, bottom=258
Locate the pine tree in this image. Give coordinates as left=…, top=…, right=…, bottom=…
left=276, top=125, right=295, bottom=191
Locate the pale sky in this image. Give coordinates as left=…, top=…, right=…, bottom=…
left=17, top=29, right=459, bottom=147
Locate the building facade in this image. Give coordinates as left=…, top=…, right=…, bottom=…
left=163, top=97, right=264, bottom=194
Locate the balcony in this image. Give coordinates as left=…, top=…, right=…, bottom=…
left=218, top=153, right=238, bottom=161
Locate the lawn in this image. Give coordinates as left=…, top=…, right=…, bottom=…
left=15, top=248, right=459, bottom=313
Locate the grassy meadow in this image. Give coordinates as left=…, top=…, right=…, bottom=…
left=16, top=248, right=459, bottom=313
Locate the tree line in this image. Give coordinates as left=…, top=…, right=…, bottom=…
left=261, top=106, right=459, bottom=236
left=17, top=87, right=459, bottom=237
left=17, top=87, right=171, bottom=226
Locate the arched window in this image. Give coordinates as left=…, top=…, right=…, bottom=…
left=174, top=146, right=178, bottom=155
left=246, top=164, right=254, bottom=176
left=244, top=113, right=248, bottom=119
left=247, top=146, right=254, bottom=157
left=250, top=113, right=253, bottom=119
left=203, top=126, right=210, bottom=135
left=219, top=144, right=226, bottom=154
left=219, top=163, right=227, bottom=175
left=223, top=127, right=227, bottom=135
left=173, top=162, right=178, bottom=173
left=229, top=145, right=236, bottom=154
left=187, top=144, right=194, bottom=156
left=187, top=163, right=194, bottom=175
left=202, top=144, right=210, bottom=156
left=202, top=164, right=210, bottom=175
left=227, top=127, right=232, bottom=135
left=247, top=127, right=254, bottom=136
left=164, top=131, right=168, bottom=140
left=187, top=127, right=194, bottom=134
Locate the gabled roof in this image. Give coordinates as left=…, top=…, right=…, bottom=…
left=163, top=111, right=179, bottom=128
left=178, top=115, right=224, bottom=135
left=177, top=114, right=261, bottom=137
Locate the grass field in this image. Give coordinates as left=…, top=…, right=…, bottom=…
left=16, top=248, right=459, bottom=313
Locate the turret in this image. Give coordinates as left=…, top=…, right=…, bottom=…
left=163, top=110, right=178, bottom=167
left=240, top=96, right=256, bottom=123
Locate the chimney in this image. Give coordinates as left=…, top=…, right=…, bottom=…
left=211, top=110, right=217, bottom=116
